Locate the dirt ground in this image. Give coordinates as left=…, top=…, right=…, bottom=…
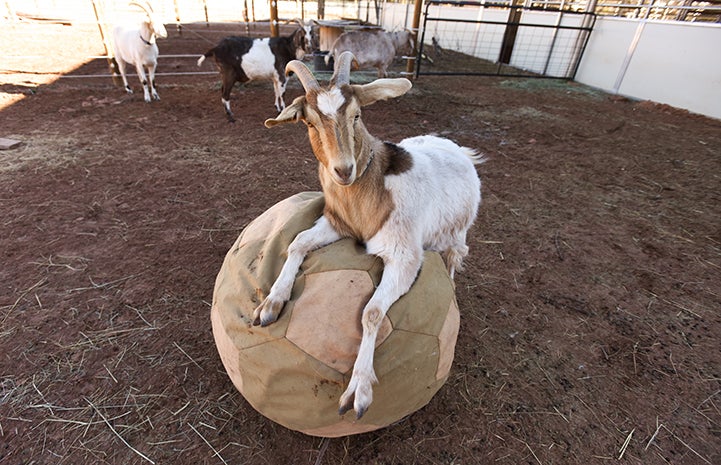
left=2, top=21, right=720, bottom=465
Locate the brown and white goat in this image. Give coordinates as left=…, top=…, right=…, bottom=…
left=255, top=52, right=483, bottom=418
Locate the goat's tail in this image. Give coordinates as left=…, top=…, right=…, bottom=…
left=197, top=49, right=215, bottom=67
left=462, top=147, right=487, bottom=166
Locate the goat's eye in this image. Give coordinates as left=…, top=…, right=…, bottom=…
left=354, top=113, right=361, bottom=122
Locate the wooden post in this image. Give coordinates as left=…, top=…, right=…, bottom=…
left=270, top=0, right=279, bottom=37
left=90, top=0, right=119, bottom=85
left=243, top=0, right=251, bottom=35
left=173, top=0, right=182, bottom=34
left=405, top=0, right=423, bottom=78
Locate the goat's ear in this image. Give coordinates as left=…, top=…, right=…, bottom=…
left=264, top=97, right=305, bottom=127
left=353, top=78, right=412, bottom=107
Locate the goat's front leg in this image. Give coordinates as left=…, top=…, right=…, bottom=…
left=135, top=63, right=151, bottom=103
left=253, top=216, right=341, bottom=326
left=338, top=247, right=423, bottom=418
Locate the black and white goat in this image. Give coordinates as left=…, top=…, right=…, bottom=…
left=112, top=1, right=167, bottom=102
left=327, top=29, right=413, bottom=78
left=256, top=52, right=483, bottom=418
left=197, top=22, right=312, bottom=122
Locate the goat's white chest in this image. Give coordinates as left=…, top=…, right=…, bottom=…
left=241, top=39, right=278, bottom=80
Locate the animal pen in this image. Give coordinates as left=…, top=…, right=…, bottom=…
left=3, top=1, right=721, bottom=465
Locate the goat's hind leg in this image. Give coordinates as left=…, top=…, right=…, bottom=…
left=253, top=216, right=341, bottom=326
left=148, top=62, right=160, bottom=101
left=442, top=243, right=469, bottom=280
left=115, top=58, right=133, bottom=94
left=272, top=76, right=287, bottom=112
left=441, top=229, right=470, bottom=280
left=220, top=71, right=237, bottom=122
left=339, top=247, right=423, bottom=418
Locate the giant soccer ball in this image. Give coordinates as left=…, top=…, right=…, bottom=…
left=211, top=192, right=460, bottom=437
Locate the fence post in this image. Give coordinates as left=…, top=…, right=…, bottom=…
left=405, top=0, right=423, bottom=79
left=173, top=0, right=182, bottom=34
left=499, top=0, right=524, bottom=64
left=270, top=0, right=279, bottom=36
left=91, top=0, right=119, bottom=85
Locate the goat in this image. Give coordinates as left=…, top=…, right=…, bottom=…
left=255, top=52, right=483, bottom=418
left=111, top=1, right=167, bottom=103
left=197, top=22, right=312, bottom=122
left=327, top=29, right=413, bottom=78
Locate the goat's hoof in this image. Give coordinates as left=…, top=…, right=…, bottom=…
left=252, top=297, right=284, bottom=327
left=338, top=377, right=374, bottom=419
left=338, top=397, right=368, bottom=419
left=125, top=87, right=133, bottom=94
left=338, top=396, right=354, bottom=416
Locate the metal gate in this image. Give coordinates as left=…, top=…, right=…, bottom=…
left=416, top=1, right=596, bottom=79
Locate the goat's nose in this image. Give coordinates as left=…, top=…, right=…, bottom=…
left=334, top=165, right=353, bottom=183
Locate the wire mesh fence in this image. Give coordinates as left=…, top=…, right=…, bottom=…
left=416, top=2, right=595, bottom=78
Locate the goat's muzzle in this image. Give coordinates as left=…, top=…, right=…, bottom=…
left=334, top=165, right=355, bottom=185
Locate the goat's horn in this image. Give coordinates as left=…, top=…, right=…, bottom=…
left=286, top=60, right=320, bottom=93
left=129, top=1, right=153, bottom=14
left=330, top=51, right=356, bottom=87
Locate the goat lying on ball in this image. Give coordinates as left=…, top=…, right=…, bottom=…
left=112, top=1, right=167, bottom=102
left=255, top=52, right=483, bottom=419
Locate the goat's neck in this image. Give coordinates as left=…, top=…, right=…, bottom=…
left=355, top=135, right=383, bottom=182
left=139, top=22, right=155, bottom=45
left=319, top=137, right=392, bottom=241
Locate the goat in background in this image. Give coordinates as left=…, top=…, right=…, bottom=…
left=327, top=28, right=414, bottom=78
left=197, top=20, right=312, bottom=122
left=256, top=52, right=483, bottom=418
left=112, top=1, right=167, bottom=102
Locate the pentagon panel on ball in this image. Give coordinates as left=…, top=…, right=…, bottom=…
left=211, top=192, right=460, bottom=437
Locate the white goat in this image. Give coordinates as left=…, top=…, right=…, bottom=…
left=256, top=52, right=483, bottom=418
left=112, top=1, right=167, bottom=102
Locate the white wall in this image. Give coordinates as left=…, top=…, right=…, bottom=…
left=575, top=17, right=721, bottom=120
left=382, top=3, right=721, bottom=121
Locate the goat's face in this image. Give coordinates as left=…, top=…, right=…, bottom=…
left=305, top=87, right=363, bottom=185
left=392, top=30, right=414, bottom=54
left=265, top=53, right=412, bottom=187
left=297, top=20, right=314, bottom=54
left=131, top=1, right=167, bottom=39
left=293, top=27, right=311, bottom=60
left=150, top=13, right=168, bottom=38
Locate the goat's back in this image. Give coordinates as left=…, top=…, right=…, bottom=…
left=378, top=135, right=482, bottom=250
left=330, top=30, right=396, bottom=70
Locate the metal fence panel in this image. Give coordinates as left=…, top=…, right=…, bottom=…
left=416, top=1, right=596, bottom=79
